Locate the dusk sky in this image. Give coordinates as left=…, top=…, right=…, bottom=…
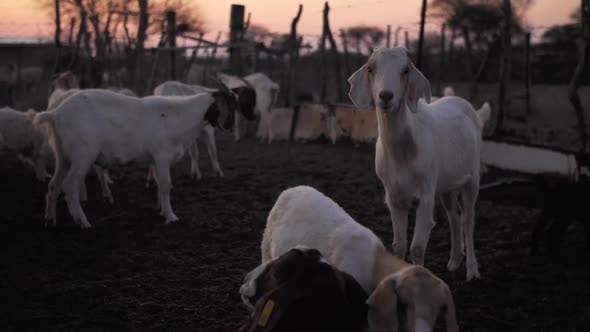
left=0, top=0, right=580, bottom=40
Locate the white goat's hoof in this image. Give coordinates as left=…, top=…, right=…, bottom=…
left=447, top=255, right=464, bottom=272
left=466, top=265, right=481, bottom=281
left=392, top=243, right=407, bottom=260
left=165, top=216, right=179, bottom=224
left=217, top=170, right=224, bottom=177
left=79, top=222, right=92, bottom=229
left=104, top=197, right=115, bottom=206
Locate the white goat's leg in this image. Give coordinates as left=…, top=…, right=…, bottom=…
left=103, top=169, right=114, bottom=184
left=33, top=152, right=50, bottom=181
left=386, top=192, right=410, bottom=259
left=45, top=158, right=69, bottom=227
left=461, top=181, right=481, bottom=280
left=145, top=165, right=156, bottom=189
left=153, top=157, right=178, bottom=223
left=188, top=140, right=202, bottom=180
left=95, top=165, right=114, bottom=205
left=410, top=196, right=436, bottom=266
left=63, top=161, right=93, bottom=229
left=440, top=192, right=465, bottom=271
left=203, top=125, right=223, bottom=177
left=78, top=179, right=87, bottom=203
left=234, top=113, right=241, bottom=142
left=329, top=112, right=336, bottom=144
left=266, top=112, right=273, bottom=144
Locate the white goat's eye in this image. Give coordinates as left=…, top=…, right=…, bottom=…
left=367, top=66, right=373, bottom=74
left=402, top=67, right=409, bottom=76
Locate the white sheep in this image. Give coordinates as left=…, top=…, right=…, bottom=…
left=0, top=107, right=51, bottom=180
left=348, top=47, right=488, bottom=280
left=152, top=80, right=227, bottom=182
left=243, top=185, right=459, bottom=332
left=33, top=87, right=238, bottom=228
left=218, top=73, right=279, bottom=143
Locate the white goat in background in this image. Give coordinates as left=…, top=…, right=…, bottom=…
left=348, top=47, right=488, bottom=280
left=0, top=107, right=51, bottom=180
left=153, top=81, right=230, bottom=182
left=34, top=87, right=238, bottom=228
left=218, top=73, right=279, bottom=143
left=46, top=71, right=114, bottom=204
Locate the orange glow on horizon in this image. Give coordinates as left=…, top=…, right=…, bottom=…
left=0, top=0, right=580, bottom=40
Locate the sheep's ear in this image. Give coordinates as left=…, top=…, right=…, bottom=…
left=406, top=61, right=431, bottom=113
left=348, top=64, right=373, bottom=109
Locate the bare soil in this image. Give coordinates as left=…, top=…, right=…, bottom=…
left=1, top=134, right=589, bottom=332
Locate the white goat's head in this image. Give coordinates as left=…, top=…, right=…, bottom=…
left=348, top=47, right=431, bottom=113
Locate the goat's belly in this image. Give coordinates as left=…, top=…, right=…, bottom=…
left=96, top=143, right=151, bottom=166
left=437, top=174, right=472, bottom=193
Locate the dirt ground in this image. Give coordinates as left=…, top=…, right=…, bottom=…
left=1, top=133, right=589, bottom=332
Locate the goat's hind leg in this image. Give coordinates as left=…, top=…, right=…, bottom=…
left=461, top=180, right=481, bottom=280
left=62, top=157, right=94, bottom=229
left=441, top=191, right=465, bottom=271
left=45, top=157, right=69, bottom=227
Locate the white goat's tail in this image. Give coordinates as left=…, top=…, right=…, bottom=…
left=443, top=86, right=455, bottom=97
left=477, top=102, right=492, bottom=129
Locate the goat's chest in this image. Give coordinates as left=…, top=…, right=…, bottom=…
left=376, top=143, right=427, bottom=204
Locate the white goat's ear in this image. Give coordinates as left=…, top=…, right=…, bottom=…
left=348, top=64, right=373, bottom=109
left=406, top=61, right=431, bottom=113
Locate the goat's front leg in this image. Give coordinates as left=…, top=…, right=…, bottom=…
left=410, top=196, right=436, bottom=266
left=153, top=156, right=178, bottom=224
left=462, top=181, right=481, bottom=280
left=187, top=141, right=202, bottom=180
left=386, top=192, right=410, bottom=260
left=203, top=125, right=223, bottom=177
left=234, top=114, right=241, bottom=142
left=440, top=192, right=465, bottom=271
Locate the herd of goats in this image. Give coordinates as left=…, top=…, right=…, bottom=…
left=1, top=47, right=589, bottom=332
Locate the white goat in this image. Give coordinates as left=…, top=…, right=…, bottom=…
left=46, top=72, right=114, bottom=204
left=152, top=81, right=225, bottom=182
left=107, top=87, right=136, bottom=97
left=242, top=186, right=459, bottom=332
left=34, top=88, right=237, bottom=228
left=0, top=107, right=51, bottom=180
left=348, top=47, right=487, bottom=280
left=218, top=73, right=279, bottom=143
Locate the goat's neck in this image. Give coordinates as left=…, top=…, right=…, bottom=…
left=371, top=245, right=411, bottom=290
left=376, top=106, right=418, bottom=162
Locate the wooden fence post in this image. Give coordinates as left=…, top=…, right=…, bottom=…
left=229, top=4, right=245, bottom=75
left=417, top=0, right=428, bottom=69
left=166, top=10, right=176, bottom=80
left=568, top=0, right=590, bottom=155
left=493, top=0, right=511, bottom=137
left=405, top=31, right=410, bottom=50
left=340, top=29, right=350, bottom=76
left=284, top=4, right=303, bottom=107
left=386, top=25, right=391, bottom=48
left=53, top=0, right=61, bottom=73
left=394, top=26, right=401, bottom=46
left=438, top=23, right=446, bottom=95
left=525, top=32, right=532, bottom=116
left=324, top=2, right=344, bottom=102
